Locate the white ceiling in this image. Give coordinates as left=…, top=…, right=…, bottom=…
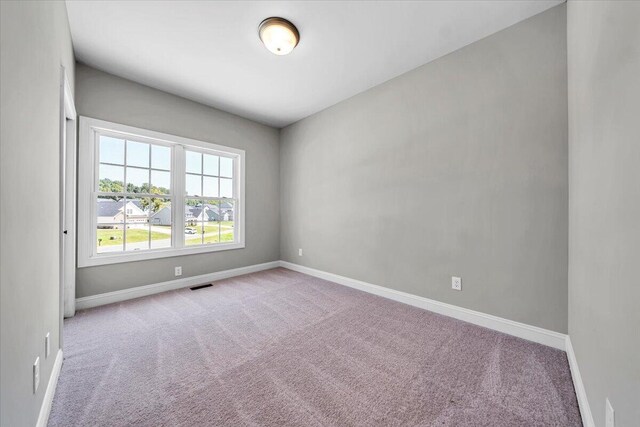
left=66, top=1, right=563, bottom=128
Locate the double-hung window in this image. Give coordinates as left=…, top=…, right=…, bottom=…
left=78, top=117, right=245, bottom=267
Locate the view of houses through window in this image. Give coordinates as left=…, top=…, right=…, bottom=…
left=184, top=149, right=234, bottom=246
left=96, top=134, right=235, bottom=253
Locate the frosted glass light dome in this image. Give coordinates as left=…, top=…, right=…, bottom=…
left=258, top=17, right=299, bottom=56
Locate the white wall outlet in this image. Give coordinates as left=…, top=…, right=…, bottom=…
left=33, top=357, right=40, bottom=393
left=606, top=398, right=615, bottom=427
left=298, top=248, right=303, bottom=256
left=45, top=332, right=50, bottom=358
left=175, top=266, right=182, bottom=276
left=452, top=276, right=462, bottom=291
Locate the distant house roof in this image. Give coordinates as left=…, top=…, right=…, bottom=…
left=190, top=207, right=220, bottom=221
left=97, top=199, right=143, bottom=217
left=189, top=207, right=203, bottom=218
left=150, top=203, right=233, bottom=221
left=201, top=202, right=232, bottom=210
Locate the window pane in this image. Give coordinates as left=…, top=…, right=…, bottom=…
left=202, top=201, right=220, bottom=244
left=220, top=178, right=233, bottom=198
left=127, top=140, right=149, bottom=168
left=220, top=200, right=234, bottom=243
left=200, top=200, right=217, bottom=224
left=97, top=195, right=125, bottom=226
left=203, top=154, right=219, bottom=176
left=203, top=176, right=219, bottom=197
left=185, top=199, right=201, bottom=224
left=99, top=136, right=124, bottom=165
left=126, top=167, right=149, bottom=193
left=186, top=151, right=201, bottom=174
left=124, top=224, right=150, bottom=251
left=203, top=221, right=220, bottom=244
left=124, top=198, right=149, bottom=251
left=151, top=145, right=171, bottom=170
left=149, top=199, right=172, bottom=225
left=220, top=156, right=233, bottom=178
left=185, top=174, right=201, bottom=196
left=151, top=170, right=171, bottom=194
left=185, top=222, right=204, bottom=246
left=149, top=199, right=171, bottom=249
left=124, top=199, right=146, bottom=224
left=185, top=199, right=203, bottom=245
left=97, top=226, right=123, bottom=253
left=99, top=165, right=124, bottom=192
left=96, top=195, right=124, bottom=253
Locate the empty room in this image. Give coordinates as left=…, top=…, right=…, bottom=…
left=1, top=0, right=638, bottom=426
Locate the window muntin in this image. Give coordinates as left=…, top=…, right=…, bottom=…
left=79, top=117, right=245, bottom=267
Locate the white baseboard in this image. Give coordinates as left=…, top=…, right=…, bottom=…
left=75, top=261, right=280, bottom=310
left=565, top=336, right=594, bottom=427
left=279, top=261, right=567, bottom=351
left=36, top=349, right=63, bottom=427
left=76, top=258, right=568, bottom=351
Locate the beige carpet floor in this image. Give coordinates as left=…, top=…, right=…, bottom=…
left=49, top=267, right=581, bottom=426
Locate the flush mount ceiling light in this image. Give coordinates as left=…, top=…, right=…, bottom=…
left=258, top=17, right=299, bottom=56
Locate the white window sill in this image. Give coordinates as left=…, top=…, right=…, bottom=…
left=78, top=242, right=245, bottom=267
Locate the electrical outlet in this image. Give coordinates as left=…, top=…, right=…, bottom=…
left=45, top=333, right=50, bottom=358
left=606, top=398, right=614, bottom=427
left=452, top=276, right=462, bottom=291
left=298, top=248, right=303, bottom=256
left=33, top=357, right=40, bottom=393
left=175, top=266, right=182, bottom=276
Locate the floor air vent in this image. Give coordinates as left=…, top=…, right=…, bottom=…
left=190, top=284, right=213, bottom=291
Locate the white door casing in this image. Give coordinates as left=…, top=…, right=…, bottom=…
left=60, top=66, right=77, bottom=332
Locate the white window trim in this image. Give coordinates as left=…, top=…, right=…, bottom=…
left=78, top=116, right=246, bottom=267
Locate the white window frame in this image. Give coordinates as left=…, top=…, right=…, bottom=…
left=78, top=116, right=245, bottom=267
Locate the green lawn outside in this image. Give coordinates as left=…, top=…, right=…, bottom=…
left=185, top=221, right=233, bottom=232
left=186, top=222, right=234, bottom=245
left=98, top=222, right=234, bottom=247
left=97, top=228, right=169, bottom=246
left=186, top=232, right=234, bottom=245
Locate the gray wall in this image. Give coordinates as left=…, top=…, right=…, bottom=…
left=0, top=1, right=75, bottom=425
left=280, top=5, right=568, bottom=332
left=567, top=1, right=640, bottom=425
left=75, top=64, right=280, bottom=298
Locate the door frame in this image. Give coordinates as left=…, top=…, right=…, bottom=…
left=59, top=66, right=77, bottom=349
